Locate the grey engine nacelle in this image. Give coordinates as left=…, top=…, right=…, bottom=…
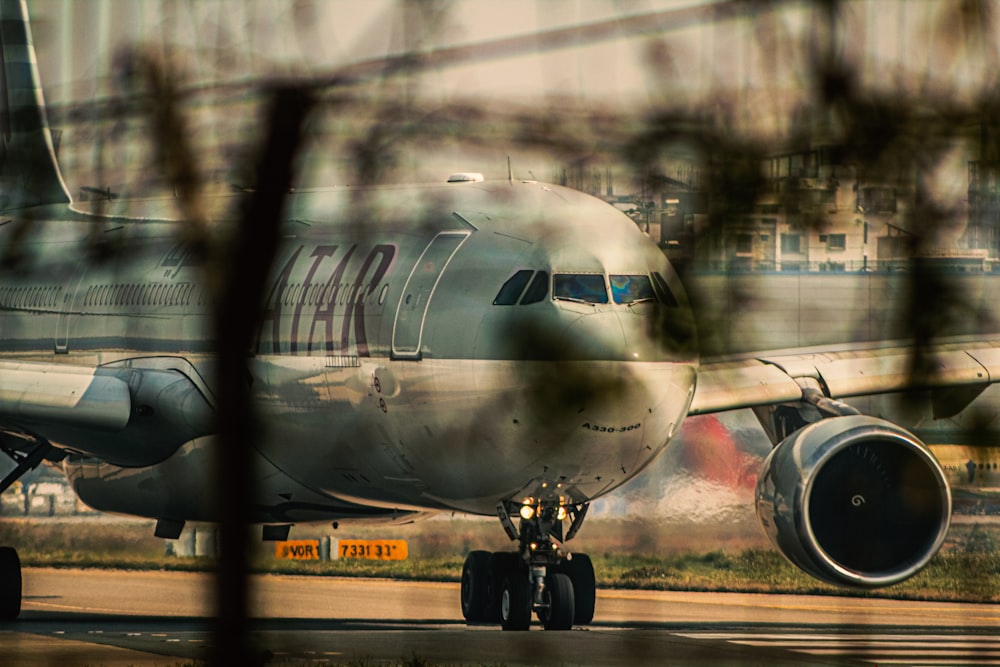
left=39, top=366, right=214, bottom=467
left=755, top=415, right=951, bottom=588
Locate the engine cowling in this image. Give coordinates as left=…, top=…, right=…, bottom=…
left=755, top=415, right=951, bottom=588
left=33, top=366, right=214, bottom=467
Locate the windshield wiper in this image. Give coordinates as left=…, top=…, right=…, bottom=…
left=554, top=295, right=599, bottom=305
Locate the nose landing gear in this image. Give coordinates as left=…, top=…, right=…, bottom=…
left=460, top=498, right=594, bottom=630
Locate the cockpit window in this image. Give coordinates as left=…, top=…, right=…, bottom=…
left=521, top=271, right=549, bottom=304
left=497, top=271, right=674, bottom=307
left=553, top=274, right=608, bottom=304
left=494, top=269, right=533, bottom=305
left=610, top=275, right=655, bottom=304
left=650, top=272, right=680, bottom=307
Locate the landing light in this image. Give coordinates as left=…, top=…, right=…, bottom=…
left=518, top=499, right=569, bottom=522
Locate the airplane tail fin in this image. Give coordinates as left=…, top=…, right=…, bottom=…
left=0, top=0, right=71, bottom=211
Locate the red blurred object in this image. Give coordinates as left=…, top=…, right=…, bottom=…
left=677, top=415, right=759, bottom=491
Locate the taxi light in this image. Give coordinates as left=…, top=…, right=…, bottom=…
left=557, top=505, right=568, bottom=521
left=519, top=504, right=536, bottom=520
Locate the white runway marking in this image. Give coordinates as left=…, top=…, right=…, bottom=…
left=676, top=630, right=1000, bottom=666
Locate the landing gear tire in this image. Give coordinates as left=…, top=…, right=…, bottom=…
left=461, top=550, right=494, bottom=622
left=561, top=553, right=595, bottom=625
left=0, top=547, right=21, bottom=622
left=499, top=572, right=531, bottom=631
left=539, top=572, right=575, bottom=631
left=491, top=551, right=518, bottom=587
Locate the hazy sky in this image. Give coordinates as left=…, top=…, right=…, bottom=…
left=28, top=0, right=996, bottom=115
left=29, top=0, right=723, bottom=103
left=23, top=0, right=1000, bottom=188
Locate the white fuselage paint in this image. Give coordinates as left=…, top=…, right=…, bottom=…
left=1, top=181, right=699, bottom=522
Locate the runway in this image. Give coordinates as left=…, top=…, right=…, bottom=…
left=2, top=568, right=999, bottom=665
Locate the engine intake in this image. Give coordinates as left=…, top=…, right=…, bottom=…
left=755, top=415, right=951, bottom=588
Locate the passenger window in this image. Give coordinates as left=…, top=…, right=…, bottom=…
left=520, top=271, right=549, bottom=304
left=494, top=269, right=533, bottom=305
left=650, top=272, right=679, bottom=307
left=610, top=275, right=655, bottom=304
left=553, top=274, right=608, bottom=304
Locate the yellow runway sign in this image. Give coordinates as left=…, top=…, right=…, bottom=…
left=336, top=539, right=407, bottom=560
left=276, top=540, right=320, bottom=560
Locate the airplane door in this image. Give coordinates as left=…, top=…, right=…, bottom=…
left=54, top=269, right=88, bottom=354
left=392, top=231, right=469, bottom=359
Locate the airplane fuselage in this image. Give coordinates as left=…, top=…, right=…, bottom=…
left=0, top=181, right=698, bottom=524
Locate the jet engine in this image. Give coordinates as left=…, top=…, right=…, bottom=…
left=25, top=366, right=214, bottom=468
left=755, top=415, right=951, bottom=588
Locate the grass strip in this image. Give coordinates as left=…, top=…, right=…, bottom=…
left=3, top=517, right=998, bottom=603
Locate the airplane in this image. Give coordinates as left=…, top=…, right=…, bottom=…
left=0, top=0, right=997, bottom=631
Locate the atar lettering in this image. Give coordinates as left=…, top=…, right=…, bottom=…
left=258, top=243, right=396, bottom=356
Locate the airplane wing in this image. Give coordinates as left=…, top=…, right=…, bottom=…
left=0, top=360, right=132, bottom=432
left=0, top=360, right=131, bottom=497
left=690, top=335, right=1000, bottom=418
left=0, top=357, right=213, bottom=475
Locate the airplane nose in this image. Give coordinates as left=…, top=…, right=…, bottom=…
left=558, top=310, right=627, bottom=360
left=557, top=305, right=695, bottom=363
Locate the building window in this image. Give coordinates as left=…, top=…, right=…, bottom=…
left=736, top=234, right=753, bottom=254
left=826, top=233, right=846, bottom=250
left=862, top=186, right=897, bottom=213
left=781, top=234, right=801, bottom=254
